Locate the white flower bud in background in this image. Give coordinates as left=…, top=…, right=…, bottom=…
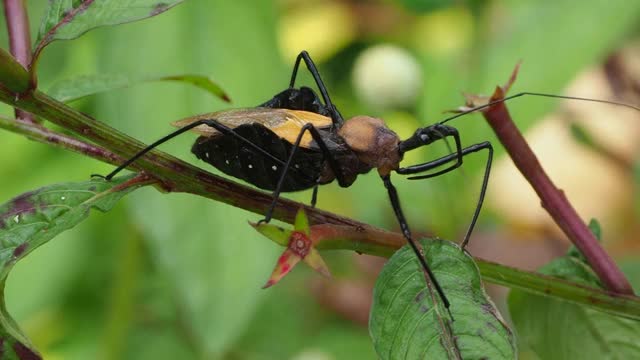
left=352, top=45, right=423, bottom=110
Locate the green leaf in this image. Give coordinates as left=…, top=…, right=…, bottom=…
left=569, top=122, right=598, bottom=150
left=47, top=74, right=230, bottom=103
left=397, top=0, right=453, bottom=13
left=293, top=208, right=309, bottom=235
left=567, top=218, right=602, bottom=262
left=509, top=251, right=640, bottom=359
left=34, top=0, right=185, bottom=59
left=0, top=175, right=141, bottom=358
left=0, top=175, right=139, bottom=275
left=250, top=221, right=292, bottom=247
left=588, top=218, right=602, bottom=242
left=158, top=75, right=230, bottom=103
left=369, top=239, right=516, bottom=360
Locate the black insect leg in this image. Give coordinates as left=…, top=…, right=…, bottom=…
left=310, top=183, right=320, bottom=208
left=397, top=142, right=494, bottom=249
left=289, top=51, right=332, bottom=107
left=381, top=174, right=451, bottom=312
left=289, top=51, right=344, bottom=125
left=261, top=123, right=348, bottom=224
left=101, top=119, right=288, bottom=180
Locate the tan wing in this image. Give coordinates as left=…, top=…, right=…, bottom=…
left=171, top=108, right=333, bottom=148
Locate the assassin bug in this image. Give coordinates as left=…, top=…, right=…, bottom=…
left=101, top=51, right=639, bottom=311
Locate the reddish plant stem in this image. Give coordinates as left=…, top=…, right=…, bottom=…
left=3, top=0, right=30, bottom=69
left=482, top=92, right=633, bottom=295
left=0, top=115, right=124, bottom=165
left=3, top=0, right=35, bottom=122
left=110, top=172, right=157, bottom=192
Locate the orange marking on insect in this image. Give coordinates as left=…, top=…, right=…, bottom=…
left=171, top=108, right=332, bottom=148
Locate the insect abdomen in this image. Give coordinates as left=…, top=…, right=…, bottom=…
left=191, top=124, right=324, bottom=191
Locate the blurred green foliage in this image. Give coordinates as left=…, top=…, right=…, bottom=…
left=509, top=249, right=640, bottom=359
left=0, top=0, right=639, bottom=359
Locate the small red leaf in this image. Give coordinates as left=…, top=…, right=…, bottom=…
left=252, top=209, right=333, bottom=288
left=250, top=221, right=291, bottom=246
left=304, top=248, right=331, bottom=278
left=262, top=249, right=301, bottom=288
left=501, top=61, right=521, bottom=95
left=454, top=62, right=521, bottom=112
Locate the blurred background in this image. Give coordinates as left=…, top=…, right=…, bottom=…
left=1, top=0, right=639, bottom=359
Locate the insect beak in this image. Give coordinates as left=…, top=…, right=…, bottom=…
left=398, top=130, right=427, bottom=155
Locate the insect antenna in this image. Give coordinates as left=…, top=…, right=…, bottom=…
left=400, top=91, right=637, bottom=257
left=438, top=92, right=639, bottom=125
